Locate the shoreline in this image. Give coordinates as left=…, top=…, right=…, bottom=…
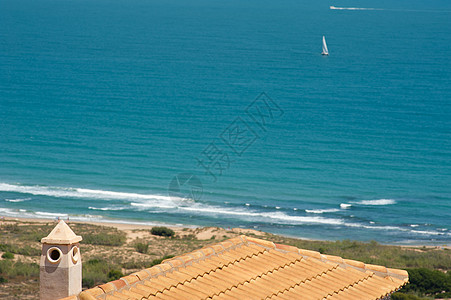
left=2, top=216, right=449, bottom=249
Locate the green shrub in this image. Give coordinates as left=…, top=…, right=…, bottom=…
left=391, top=292, right=426, bottom=300
left=399, top=268, right=451, bottom=298
left=0, top=260, right=39, bottom=279
left=108, top=269, right=123, bottom=281
left=150, top=255, right=174, bottom=267
left=151, top=227, right=175, bottom=237
left=134, top=242, right=149, bottom=254
left=11, top=262, right=39, bottom=277
left=0, top=276, right=7, bottom=283
left=82, top=258, right=123, bottom=288
left=0, top=260, right=13, bottom=274
left=82, top=259, right=112, bottom=288
left=82, top=231, right=126, bottom=246
left=0, top=243, right=40, bottom=256
left=1, top=223, right=20, bottom=233
left=2, top=252, right=14, bottom=259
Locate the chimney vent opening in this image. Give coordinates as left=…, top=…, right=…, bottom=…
left=71, top=246, right=80, bottom=264
left=47, top=247, right=62, bottom=264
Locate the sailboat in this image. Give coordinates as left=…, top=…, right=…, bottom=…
left=321, top=36, right=329, bottom=56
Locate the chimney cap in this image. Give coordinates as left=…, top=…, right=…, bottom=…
left=41, top=220, right=82, bottom=245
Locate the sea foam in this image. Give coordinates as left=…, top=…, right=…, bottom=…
left=305, top=208, right=340, bottom=214
left=4, top=198, right=31, bottom=203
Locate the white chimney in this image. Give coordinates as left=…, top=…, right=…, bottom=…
left=40, top=220, right=82, bottom=300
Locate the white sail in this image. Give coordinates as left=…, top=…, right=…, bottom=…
left=322, top=36, right=329, bottom=55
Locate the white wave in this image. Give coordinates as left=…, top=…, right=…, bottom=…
left=0, top=207, right=15, bottom=214
left=355, top=199, right=396, bottom=206
left=5, top=198, right=31, bottom=202
left=345, top=223, right=408, bottom=231
left=130, top=202, right=177, bottom=209
left=178, top=205, right=344, bottom=225
left=342, top=223, right=450, bottom=237
left=0, top=206, right=184, bottom=227
left=0, top=182, right=184, bottom=202
left=35, top=211, right=68, bottom=218
left=330, top=6, right=382, bottom=11
left=411, top=230, right=448, bottom=236
left=0, top=207, right=73, bottom=220
left=88, top=206, right=127, bottom=211
left=410, top=224, right=419, bottom=228
left=305, top=208, right=340, bottom=214
left=340, top=203, right=352, bottom=209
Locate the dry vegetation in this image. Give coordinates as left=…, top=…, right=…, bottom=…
left=0, top=219, right=450, bottom=299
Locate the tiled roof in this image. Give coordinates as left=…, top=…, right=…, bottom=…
left=62, top=236, right=408, bottom=300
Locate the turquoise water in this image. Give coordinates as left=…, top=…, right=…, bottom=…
left=1, top=0, right=450, bottom=244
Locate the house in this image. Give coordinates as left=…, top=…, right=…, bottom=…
left=40, top=221, right=408, bottom=300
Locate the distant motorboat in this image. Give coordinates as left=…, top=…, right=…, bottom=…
left=321, top=36, right=329, bottom=55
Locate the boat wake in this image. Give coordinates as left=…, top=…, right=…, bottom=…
left=329, top=6, right=451, bottom=13
left=330, top=6, right=382, bottom=11
left=355, top=199, right=396, bottom=206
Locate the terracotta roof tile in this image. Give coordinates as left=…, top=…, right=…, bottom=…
left=59, top=296, right=78, bottom=300
left=188, top=251, right=204, bottom=260
left=106, top=292, right=130, bottom=300
left=155, top=263, right=172, bottom=272
left=299, top=248, right=322, bottom=259
left=388, top=267, right=409, bottom=278
left=132, top=269, right=152, bottom=281
left=77, top=292, right=97, bottom=300
left=243, top=236, right=275, bottom=249
left=145, top=266, right=163, bottom=277
left=104, top=295, right=126, bottom=300
left=64, top=235, right=408, bottom=300
left=98, top=282, right=116, bottom=294
left=86, top=287, right=108, bottom=297
left=343, top=258, right=366, bottom=269
left=198, top=247, right=215, bottom=257
left=274, top=243, right=299, bottom=253
left=321, top=254, right=345, bottom=264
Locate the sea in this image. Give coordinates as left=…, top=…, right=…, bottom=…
left=1, top=0, right=450, bottom=245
